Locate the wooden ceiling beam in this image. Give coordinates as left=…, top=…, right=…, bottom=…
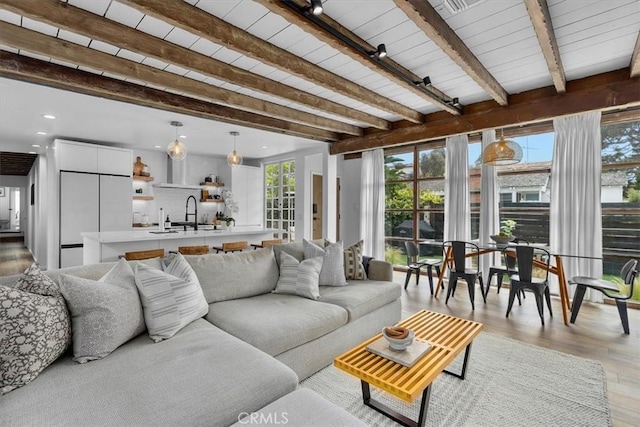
left=394, top=0, right=509, bottom=106
left=524, top=0, right=566, bottom=94
left=630, top=32, right=640, bottom=78
left=0, top=23, right=361, bottom=136
left=119, top=0, right=423, bottom=123
left=330, top=68, right=640, bottom=154
left=0, top=52, right=339, bottom=142
left=0, top=0, right=389, bottom=130
left=253, top=0, right=461, bottom=116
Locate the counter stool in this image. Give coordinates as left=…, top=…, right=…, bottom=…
left=212, top=241, right=248, bottom=253
left=251, top=239, right=283, bottom=250
left=122, top=248, right=165, bottom=261
left=177, top=245, right=210, bottom=255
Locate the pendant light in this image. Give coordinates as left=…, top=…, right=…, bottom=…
left=226, top=131, right=243, bottom=166
left=167, top=121, right=186, bottom=160
left=482, top=129, right=523, bottom=166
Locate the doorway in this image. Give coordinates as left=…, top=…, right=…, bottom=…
left=0, top=186, right=22, bottom=233
left=311, top=175, right=341, bottom=241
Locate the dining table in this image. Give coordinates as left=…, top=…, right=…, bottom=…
left=418, top=240, right=600, bottom=326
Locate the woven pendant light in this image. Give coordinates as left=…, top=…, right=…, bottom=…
left=482, top=130, right=522, bottom=166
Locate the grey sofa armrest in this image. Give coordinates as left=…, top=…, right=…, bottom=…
left=367, top=259, right=393, bottom=282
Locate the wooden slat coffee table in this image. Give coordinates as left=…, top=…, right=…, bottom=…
left=334, top=310, right=483, bottom=427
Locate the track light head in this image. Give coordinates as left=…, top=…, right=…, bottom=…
left=309, top=0, right=323, bottom=15
left=452, top=97, right=461, bottom=107
left=369, top=44, right=387, bottom=59
left=422, top=76, right=432, bottom=86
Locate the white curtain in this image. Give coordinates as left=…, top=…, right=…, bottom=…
left=550, top=111, right=603, bottom=302
left=444, top=134, right=470, bottom=241
left=360, top=149, right=385, bottom=260
left=480, top=130, right=499, bottom=283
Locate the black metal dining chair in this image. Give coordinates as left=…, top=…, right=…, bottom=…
left=504, top=246, right=552, bottom=325
left=403, top=241, right=442, bottom=295
left=487, top=238, right=529, bottom=295
left=443, top=241, right=486, bottom=310
left=569, top=259, right=638, bottom=334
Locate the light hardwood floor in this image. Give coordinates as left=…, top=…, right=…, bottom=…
left=1, top=240, right=637, bottom=425
left=398, top=270, right=640, bottom=427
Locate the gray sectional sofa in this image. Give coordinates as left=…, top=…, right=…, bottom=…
left=0, top=240, right=401, bottom=426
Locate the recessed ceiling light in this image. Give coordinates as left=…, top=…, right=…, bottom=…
left=179, top=135, right=187, bottom=139
left=36, top=131, right=47, bottom=135
left=28, top=151, right=37, bottom=154
left=42, top=114, right=56, bottom=120
left=261, top=146, right=268, bottom=149
left=31, top=144, right=41, bottom=148
left=154, top=145, right=162, bottom=149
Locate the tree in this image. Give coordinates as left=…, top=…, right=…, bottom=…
left=419, top=148, right=445, bottom=177
left=601, top=122, right=640, bottom=195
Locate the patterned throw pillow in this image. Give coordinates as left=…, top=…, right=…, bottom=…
left=59, top=259, right=146, bottom=363
left=1, top=263, right=71, bottom=395
left=273, top=251, right=323, bottom=300
left=344, top=240, right=367, bottom=280
left=134, top=253, right=208, bottom=342
left=303, top=239, right=347, bottom=287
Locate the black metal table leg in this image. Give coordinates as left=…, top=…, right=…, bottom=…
left=443, top=342, right=473, bottom=379
left=361, top=380, right=432, bottom=427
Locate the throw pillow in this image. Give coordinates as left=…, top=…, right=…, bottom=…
left=303, top=239, right=347, bottom=286
left=344, top=240, right=367, bottom=280
left=59, top=259, right=146, bottom=363
left=273, top=251, right=323, bottom=300
left=134, top=253, right=208, bottom=342
left=1, top=264, right=71, bottom=395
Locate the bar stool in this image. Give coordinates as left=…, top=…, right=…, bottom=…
left=122, top=248, right=165, bottom=261
left=212, top=241, right=248, bottom=253
left=177, top=245, right=210, bottom=255
left=251, top=239, right=283, bottom=250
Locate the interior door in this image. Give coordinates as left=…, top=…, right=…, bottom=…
left=312, top=174, right=323, bottom=240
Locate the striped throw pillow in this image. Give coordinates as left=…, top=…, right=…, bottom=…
left=134, top=254, right=208, bottom=342
left=273, top=251, right=323, bottom=300
left=303, top=239, right=347, bottom=286
left=344, top=240, right=367, bottom=280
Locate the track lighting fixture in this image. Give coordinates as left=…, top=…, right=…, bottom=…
left=369, top=44, right=387, bottom=59
left=309, top=0, right=323, bottom=15
left=415, top=76, right=432, bottom=87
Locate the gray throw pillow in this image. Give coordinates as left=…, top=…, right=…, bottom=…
left=134, top=254, right=208, bottom=342
left=0, top=263, right=71, bottom=395
left=303, top=239, right=347, bottom=286
left=59, top=259, right=146, bottom=363
left=273, top=251, right=323, bottom=300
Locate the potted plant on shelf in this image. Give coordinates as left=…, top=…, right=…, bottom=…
left=491, top=219, right=517, bottom=245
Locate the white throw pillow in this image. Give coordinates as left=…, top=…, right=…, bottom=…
left=303, top=239, right=347, bottom=287
left=273, top=251, right=323, bottom=300
left=134, top=254, right=208, bottom=342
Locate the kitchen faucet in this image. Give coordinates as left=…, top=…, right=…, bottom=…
left=185, top=195, right=198, bottom=231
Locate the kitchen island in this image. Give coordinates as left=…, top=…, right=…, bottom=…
left=82, top=227, right=282, bottom=264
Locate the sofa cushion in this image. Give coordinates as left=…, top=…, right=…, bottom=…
left=134, top=256, right=208, bottom=342
left=59, top=259, right=146, bottom=363
left=186, top=247, right=279, bottom=303
left=344, top=240, right=367, bottom=280
left=1, top=264, right=71, bottom=395
left=304, top=240, right=347, bottom=286
left=1, top=319, right=298, bottom=427
left=318, top=280, right=402, bottom=321
left=273, top=252, right=323, bottom=300
left=207, top=293, right=348, bottom=356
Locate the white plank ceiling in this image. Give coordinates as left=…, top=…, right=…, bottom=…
left=0, top=0, right=638, bottom=158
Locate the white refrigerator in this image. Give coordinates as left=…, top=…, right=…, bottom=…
left=60, top=171, right=131, bottom=267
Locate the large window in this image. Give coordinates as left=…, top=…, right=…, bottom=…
left=265, top=160, right=295, bottom=242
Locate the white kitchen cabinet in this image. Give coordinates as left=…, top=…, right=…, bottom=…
left=231, top=165, right=263, bottom=226
left=98, top=147, right=132, bottom=176
left=100, top=175, right=133, bottom=231
left=57, top=141, right=98, bottom=172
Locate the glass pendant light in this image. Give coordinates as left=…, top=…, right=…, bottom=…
left=167, top=121, right=186, bottom=161
left=226, top=131, right=243, bottom=166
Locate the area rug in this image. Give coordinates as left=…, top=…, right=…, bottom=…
left=301, top=332, right=611, bottom=426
